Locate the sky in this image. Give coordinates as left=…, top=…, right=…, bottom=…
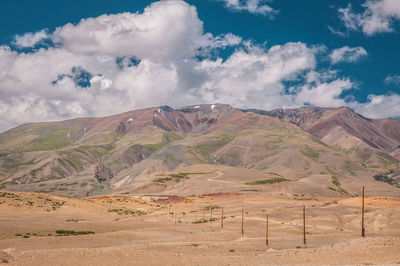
left=1, top=0, right=400, bottom=132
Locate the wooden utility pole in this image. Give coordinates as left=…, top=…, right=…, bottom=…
left=195, top=214, right=197, bottom=224
left=221, top=207, right=224, bottom=229
left=241, top=209, right=244, bottom=236
left=266, top=215, right=269, bottom=247
left=211, top=207, right=213, bottom=223
left=362, top=186, right=365, bottom=237
left=175, top=213, right=177, bottom=224
left=303, top=205, right=306, bottom=246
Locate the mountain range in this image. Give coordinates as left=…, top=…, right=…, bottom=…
left=0, top=104, right=399, bottom=198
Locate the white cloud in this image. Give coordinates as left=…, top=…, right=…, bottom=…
left=339, top=0, right=400, bottom=35
left=297, top=78, right=352, bottom=107
left=329, top=46, right=367, bottom=64
left=327, top=26, right=346, bottom=37
left=53, top=1, right=204, bottom=61
left=194, top=42, right=317, bottom=109
left=385, top=74, right=400, bottom=85
left=0, top=0, right=399, bottom=132
left=221, top=0, right=277, bottom=16
left=13, top=29, right=50, bottom=48
left=352, top=94, right=400, bottom=118
left=0, top=0, right=243, bottom=131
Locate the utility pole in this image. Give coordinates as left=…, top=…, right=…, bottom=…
left=266, top=214, right=269, bottom=247
left=362, top=186, right=365, bottom=237
left=303, top=205, right=306, bottom=246
left=241, top=209, right=244, bottom=236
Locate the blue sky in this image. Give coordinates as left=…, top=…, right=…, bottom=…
left=0, top=0, right=400, bottom=131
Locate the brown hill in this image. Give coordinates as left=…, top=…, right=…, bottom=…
left=0, top=104, right=399, bottom=198
left=258, top=106, right=400, bottom=158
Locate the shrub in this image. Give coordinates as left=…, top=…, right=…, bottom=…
left=55, top=230, right=95, bottom=236
left=246, top=178, right=289, bottom=185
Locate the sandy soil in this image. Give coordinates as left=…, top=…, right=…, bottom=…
left=0, top=190, right=399, bottom=265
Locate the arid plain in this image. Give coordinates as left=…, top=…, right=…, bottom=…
left=1, top=104, right=400, bottom=265
left=1, top=166, right=400, bottom=265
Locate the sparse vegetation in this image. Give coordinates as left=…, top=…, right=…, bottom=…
left=66, top=219, right=85, bottom=222
left=0, top=192, right=19, bottom=199
left=145, top=132, right=182, bottom=152
left=300, top=145, right=319, bottom=160
left=192, top=217, right=217, bottom=224
left=204, top=205, right=221, bottom=210
left=108, top=208, right=146, bottom=216
left=323, top=200, right=338, bottom=206
left=154, top=172, right=205, bottom=184
left=246, top=178, right=289, bottom=185
left=55, top=230, right=95, bottom=236
left=373, top=169, right=399, bottom=187
left=376, top=151, right=399, bottom=167
left=331, top=176, right=340, bottom=187
left=192, top=133, right=234, bottom=160
left=345, top=160, right=357, bottom=176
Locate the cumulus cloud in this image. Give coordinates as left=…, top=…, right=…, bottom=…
left=352, top=94, right=400, bottom=119
left=194, top=42, right=317, bottom=109
left=338, top=0, right=400, bottom=35
left=329, top=46, right=367, bottom=64
left=0, top=0, right=399, bottom=132
left=297, top=78, right=352, bottom=107
left=13, top=29, right=50, bottom=48
left=220, top=0, right=277, bottom=16
left=53, top=1, right=205, bottom=61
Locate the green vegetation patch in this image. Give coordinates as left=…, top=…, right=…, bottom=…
left=66, top=219, right=86, bottom=222
left=73, top=144, right=114, bottom=161
left=55, top=230, right=95, bottom=236
left=193, top=133, right=234, bottom=157
left=300, top=145, right=319, bottom=160
left=1, top=123, right=83, bottom=152
left=376, top=151, right=399, bottom=167
left=204, top=205, right=221, bottom=210
left=345, top=160, right=357, bottom=176
left=108, top=208, right=147, bottom=216
left=145, top=131, right=182, bottom=152
left=192, top=217, right=218, bottom=224
left=246, top=177, right=289, bottom=185
left=153, top=172, right=205, bottom=184
left=328, top=186, right=350, bottom=196
left=0, top=192, right=20, bottom=199
left=331, top=176, right=341, bottom=187
left=374, top=169, right=399, bottom=187
left=322, top=200, right=338, bottom=206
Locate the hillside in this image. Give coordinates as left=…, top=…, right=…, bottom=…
left=258, top=106, right=400, bottom=156
left=0, top=104, right=399, bottom=198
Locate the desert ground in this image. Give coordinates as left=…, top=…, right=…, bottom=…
left=0, top=167, right=400, bottom=265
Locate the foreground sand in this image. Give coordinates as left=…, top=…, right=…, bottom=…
left=0, top=191, right=399, bottom=265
